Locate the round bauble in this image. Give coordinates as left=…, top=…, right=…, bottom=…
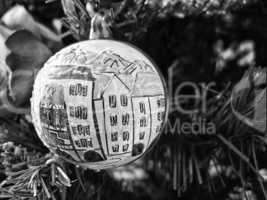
left=31, top=40, right=168, bottom=170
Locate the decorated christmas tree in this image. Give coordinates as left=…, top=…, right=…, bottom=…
left=0, top=0, right=266, bottom=199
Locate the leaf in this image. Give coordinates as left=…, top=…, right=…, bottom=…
left=0, top=61, right=11, bottom=93
left=231, top=68, right=266, bottom=133
left=6, top=30, right=52, bottom=71
left=0, top=25, right=12, bottom=61
left=0, top=25, right=14, bottom=111
left=0, top=27, right=54, bottom=115
left=61, top=0, right=78, bottom=19
left=2, top=30, right=52, bottom=108
left=2, top=5, right=61, bottom=43
left=11, top=70, right=34, bottom=107
left=2, top=5, right=41, bottom=39
left=0, top=25, right=12, bottom=91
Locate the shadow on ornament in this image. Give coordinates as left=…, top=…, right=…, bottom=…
left=83, top=150, right=105, bottom=162
left=132, top=143, right=144, bottom=157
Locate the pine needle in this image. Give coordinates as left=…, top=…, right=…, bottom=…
left=75, top=166, right=86, bottom=192
left=217, top=134, right=259, bottom=176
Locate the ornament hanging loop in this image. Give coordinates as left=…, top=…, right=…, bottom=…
left=86, top=0, right=113, bottom=40
left=86, top=0, right=100, bottom=16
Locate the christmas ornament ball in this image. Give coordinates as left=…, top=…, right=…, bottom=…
left=31, top=40, right=168, bottom=170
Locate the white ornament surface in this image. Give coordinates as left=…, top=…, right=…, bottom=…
left=31, top=40, right=168, bottom=170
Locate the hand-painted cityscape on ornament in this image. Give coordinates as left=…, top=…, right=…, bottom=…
left=32, top=40, right=167, bottom=169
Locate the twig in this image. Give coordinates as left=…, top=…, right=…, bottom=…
left=75, top=166, right=86, bottom=192
left=251, top=140, right=267, bottom=199
left=217, top=134, right=259, bottom=176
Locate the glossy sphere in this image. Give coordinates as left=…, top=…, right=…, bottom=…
left=31, top=40, right=168, bottom=170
